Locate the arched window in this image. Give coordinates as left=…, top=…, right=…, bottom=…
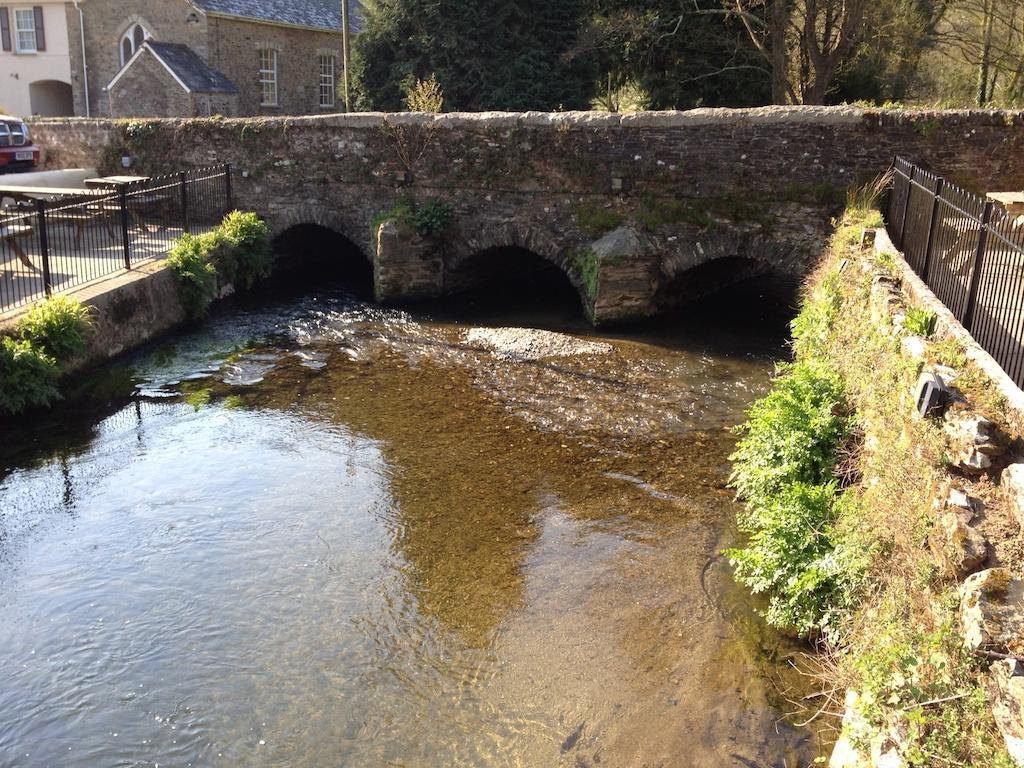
left=119, top=23, right=148, bottom=65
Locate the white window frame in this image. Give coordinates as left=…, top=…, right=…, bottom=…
left=13, top=8, right=37, bottom=54
left=119, top=23, right=149, bottom=66
left=318, top=54, right=336, bottom=108
left=259, top=48, right=278, bottom=107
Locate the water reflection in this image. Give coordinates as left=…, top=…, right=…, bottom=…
left=0, top=281, right=823, bottom=767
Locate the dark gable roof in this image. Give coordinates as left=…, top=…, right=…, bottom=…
left=145, top=42, right=239, bottom=93
left=191, top=0, right=364, bottom=33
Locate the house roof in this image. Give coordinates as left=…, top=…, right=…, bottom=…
left=191, top=0, right=364, bottom=33
left=108, top=42, right=238, bottom=94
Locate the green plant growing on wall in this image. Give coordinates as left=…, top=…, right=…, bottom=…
left=903, top=307, right=936, bottom=338
left=373, top=198, right=454, bottom=239
left=571, top=246, right=599, bottom=301
left=167, top=232, right=219, bottom=318
left=572, top=201, right=624, bottom=238
left=0, top=336, right=59, bottom=415
left=18, top=295, right=91, bottom=360
left=167, top=211, right=273, bottom=319
left=219, top=211, right=273, bottom=289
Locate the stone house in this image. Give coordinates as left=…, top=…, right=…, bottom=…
left=67, top=0, right=363, bottom=118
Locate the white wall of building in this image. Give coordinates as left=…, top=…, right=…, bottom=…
left=0, top=1, right=72, bottom=117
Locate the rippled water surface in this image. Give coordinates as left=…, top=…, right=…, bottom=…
left=0, top=280, right=824, bottom=767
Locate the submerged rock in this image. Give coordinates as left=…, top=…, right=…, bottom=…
left=960, top=568, right=1024, bottom=654
left=465, top=327, right=613, bottom=361
left=989, top=659, right=1024, bottom=767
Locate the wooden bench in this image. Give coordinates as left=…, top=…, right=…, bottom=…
left=0, top=222, right=34, bottom=270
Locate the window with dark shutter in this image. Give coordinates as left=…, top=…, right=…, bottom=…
left=0, top=8, right=11, bottom=52
left=32, top=6, right=44, bottom=51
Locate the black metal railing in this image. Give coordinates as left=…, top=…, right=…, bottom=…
left=888, top=155, right=1024, bottom=387
left=0, top=164, right=232, bottom=313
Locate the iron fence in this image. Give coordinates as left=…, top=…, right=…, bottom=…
left=0, top=164, right=232, bottom=313
left=888, top=155, right=1024, bottom=387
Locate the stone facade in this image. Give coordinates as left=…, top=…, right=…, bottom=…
left=108, top=47, right=191, bottom=118
left=206, top=17, right=340, bottom=116
left=27, top=107, right=1024, bottom=323
left=66, top=0, right=342, bottom=118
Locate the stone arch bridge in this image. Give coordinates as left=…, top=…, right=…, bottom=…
left=32, top=107, right=1024, bottom=323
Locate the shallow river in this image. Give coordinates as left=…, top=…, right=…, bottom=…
left=0, top=279, right=825, bottom=767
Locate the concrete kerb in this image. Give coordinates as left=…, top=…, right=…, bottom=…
left=874, top=226, right=1024, bottom=423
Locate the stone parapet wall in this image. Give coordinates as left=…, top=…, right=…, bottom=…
left=24, top=107, right=1024, bottom=323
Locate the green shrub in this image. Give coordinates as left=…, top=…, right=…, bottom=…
left=219, top=210, right=272, bottom=289
left=0, top=336, right=59, bottom=415
left=166, top=211, right=271, bottom=317
left=373, top=198, right=453, bottom=239
left=730, top=359, right=849, bottom=502
left=408, top=199, right=453, bottom=238
left=167, top=232, right=218, bottom=318
left=727, top=359, right=864, bottom=640
left=18, top=295, right=91, bottom=359
left=903, top=307, right=936, bottom=338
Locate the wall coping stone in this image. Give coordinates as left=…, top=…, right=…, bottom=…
left=27, top=107, right=1024, bottom=135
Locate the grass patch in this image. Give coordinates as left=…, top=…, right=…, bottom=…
left=747, top=186, right=1015, bottom=764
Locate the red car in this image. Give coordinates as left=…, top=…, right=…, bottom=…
left=0, top=116, right=40, bottom=172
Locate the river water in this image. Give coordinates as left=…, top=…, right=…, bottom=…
left=0, top=277, right=824, bottom=767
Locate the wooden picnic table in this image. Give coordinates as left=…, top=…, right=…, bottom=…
left=988, top=192, right=1024, bottom=217
left=84, top=175, right=151, bottom=189
left=0, top=185, right=101, bottom=204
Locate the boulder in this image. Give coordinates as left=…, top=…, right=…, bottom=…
left=961, top=569, right=1024, bottom=654
left=1003, top=464, right=1024, bottom=529
left=945, top=416, right=1009, bottom=474
left=829, top=690, right=908, bottom=768
left=930, top=510, right=989, bottom=580
left=989, top=659, right=1024, bottom=767
left=590, top=225, right=645, bottom=263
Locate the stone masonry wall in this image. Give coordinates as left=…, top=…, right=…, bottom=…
left=108, top=48, right=194, bottom=118
left=26, top=107, right=1024, bottom=322
left=207, top=17, right=341, bottom=116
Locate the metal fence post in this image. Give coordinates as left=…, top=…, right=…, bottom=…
left=899, top=165, right=916, bottom=248
left=35, top=199, right=52, bottom=297
left=119, top=186, right=131, bottom=270
left=920, top=177, right=944, bottom=281
left=224, top=163, right=232, bottom=212
left=179, top=172, right=190, bottom=234
left=963, top=200, right=994, bottom=330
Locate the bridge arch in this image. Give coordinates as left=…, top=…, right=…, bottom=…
left=445, top=221, right=589, bottom=313
left=656, top=231, right=807, bottom=309
left=271, top=221, right=373, bottom=292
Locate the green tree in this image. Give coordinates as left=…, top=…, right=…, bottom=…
left=353, top=0, right=596, bottom=111
left=833, top=1, right=951, bottom=104
left=578, top=0, right=771, bottom=109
